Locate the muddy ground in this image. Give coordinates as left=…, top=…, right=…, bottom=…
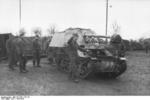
left=0, top=51, right=150, bottom=95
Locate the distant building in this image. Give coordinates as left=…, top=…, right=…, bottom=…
left=0, top=33, right=11, bottom=61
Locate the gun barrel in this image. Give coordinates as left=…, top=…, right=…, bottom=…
left=86, top=35, right=111, bottom=39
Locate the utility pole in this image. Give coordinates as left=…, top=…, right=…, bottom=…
left=105, top=0, right=109, bottom=42
left=19, top=0, right=21, bottom=29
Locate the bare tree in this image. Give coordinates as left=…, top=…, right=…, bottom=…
left=47, top=25, right=57, bottom=36
left=112, top=21, right=121, bottom=34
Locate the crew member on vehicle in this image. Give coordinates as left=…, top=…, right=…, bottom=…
left=32, top=30, right=41, bottom=68
left=110, top=34, right=125, bottom=57
left=67, top=33, right=87, bottom=83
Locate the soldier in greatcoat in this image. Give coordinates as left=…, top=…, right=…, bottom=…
left=67, top=33, right=87, bottom=83
left=32, top=30, right=41, bottom=68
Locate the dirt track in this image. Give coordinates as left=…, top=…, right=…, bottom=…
left=0, top=51, right=150, bottom=95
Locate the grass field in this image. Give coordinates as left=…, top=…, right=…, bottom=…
left=0, top=51, right=150, bottom=95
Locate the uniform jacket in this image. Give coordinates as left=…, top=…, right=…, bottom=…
left=32, top=38, right=41, bottom=52
left=67, top=37, right=86, bottom=56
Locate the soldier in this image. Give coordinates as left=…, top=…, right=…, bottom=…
left=67, top=33, right=86, bottom=83
left=6, top=34, right=16, bottom=70
left=32, top=30, right=41, bottom=68
left=110, top=34, right=125, bottom=57
left=17, top=28, right=28, bottom=73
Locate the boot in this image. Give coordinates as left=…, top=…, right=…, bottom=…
left=33, top=60, right=36, bottom=67
left=20, top=70, right=28, bottom=73
left=20, top=67, right=28, bottom=73
left=20, top=65, right=28, bottom=73
left=74, top=79, right=79, bottom=83
left=73, top=74, right=80, bottom=83
left=68, top=71, right=74, bottom=80
left=37, top=64, right=41, bottom=68
left=9, top=67, right=15, bottom=71
left=8, top=64, right=15, bottom=70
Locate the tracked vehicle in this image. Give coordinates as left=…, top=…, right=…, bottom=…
left=48, top=28, right=127, bottom=79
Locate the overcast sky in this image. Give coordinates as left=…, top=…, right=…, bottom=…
left=0, top=0, right=150, bottom=39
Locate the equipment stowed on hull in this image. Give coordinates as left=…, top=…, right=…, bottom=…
left=48, top=28, right=127, bottom=79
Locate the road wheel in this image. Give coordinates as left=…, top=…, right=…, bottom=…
left=78, top=60, right=93, bottom=79
left=98, top=60, right=127, bottom=79
left=61, top=58, right=70, bottom=73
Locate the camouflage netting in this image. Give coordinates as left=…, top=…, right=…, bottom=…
left=64, top=28, right=96, bottom=35
left=49, top=28, right=96, bottom=47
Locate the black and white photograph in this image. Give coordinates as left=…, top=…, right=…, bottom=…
left=0, top=0, right=150, bottom=96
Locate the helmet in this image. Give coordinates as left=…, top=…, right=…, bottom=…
left=19, top=28, right=26, bottom=36
left=33, top=28, right=41, bottom=37
left=110, top=34, right=122, bottom=43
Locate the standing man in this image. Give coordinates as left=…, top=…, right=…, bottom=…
left=67, top=33, right=86, bottom=83
left=7, top=28, right=28, bottom=73
left=6, top=34, right=16, bottom=70
left=32, top=30, right=41, bottom=68
left=17, top=28, right=28, bottom=73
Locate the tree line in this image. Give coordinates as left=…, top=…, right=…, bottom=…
left=123, top=38, right=150, bottom=51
